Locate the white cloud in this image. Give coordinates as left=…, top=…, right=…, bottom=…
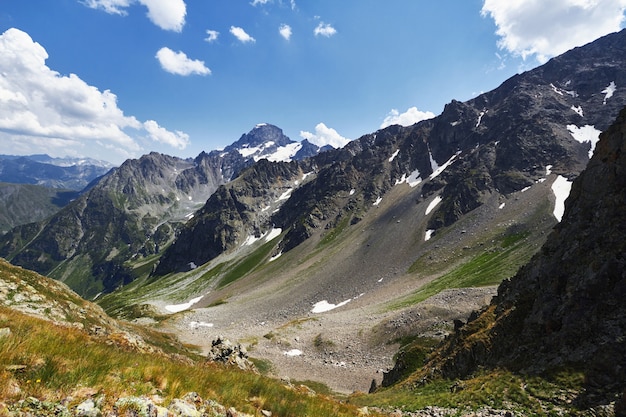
left=138, top=0, right=186, bottom=32
left=156, top=47, right=211, bottom=76
left=279, top=24, right=292, bottom=40
left=300, top=123, right=350, bottom=148
left=83, top=0, right=186, bottom=32
left=314, top=22, right=337, bottom=37
left=380, top=107, right=435, bottom=128
left=82, top=0, right=132, bottom=15
left=251, top=0, right=270, bottom=5
left=205, top=30, right=219, bottom=43
left=0, top=28, right=189, bottom=163
left=230, top=26, right=256, bottom=43
left=143, top=120, right=189, bottom=149
left=481, top=0, right=626, bottom=63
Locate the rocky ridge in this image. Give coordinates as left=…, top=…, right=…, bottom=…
left=152, top=29, right=626, bottom=277
left=409, top=105, right=626, bottom=410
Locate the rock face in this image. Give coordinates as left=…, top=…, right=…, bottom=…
left=425, top=106, right=626, bottom=403
left=153, top=29, right=626, bottom=276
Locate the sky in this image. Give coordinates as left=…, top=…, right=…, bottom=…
left=1, top=1, right=625, bottom=165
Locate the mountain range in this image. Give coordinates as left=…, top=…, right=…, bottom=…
left=0, top=27, right=625, bottom=416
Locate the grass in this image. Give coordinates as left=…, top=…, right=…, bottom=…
left=0, top=306, right=366, bottom=417
left=390, top=231, right=534, bottom=310
left=217, top=238, right=279, bottom=289
left=350, top=368, right=586, bottom=416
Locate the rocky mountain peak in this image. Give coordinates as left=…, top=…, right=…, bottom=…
left=225, top=123, right=293, bottom=151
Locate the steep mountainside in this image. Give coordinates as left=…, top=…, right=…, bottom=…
left=418, top=105, right=626, bottom=408
left=0, top=183, right=77, bottom=234
left=0, top=125, right=329, bottom=297
left=153, top=29, right=625, bottom=277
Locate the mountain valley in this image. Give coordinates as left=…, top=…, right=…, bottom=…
left=0, top=29, right=625, bottom=416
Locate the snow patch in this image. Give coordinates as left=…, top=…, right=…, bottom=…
left=602, top=81, right=616, bottom=104
left=551, top=175, right=572, bottom=222
left=311, top=299, right=351, bottom=313
left=263, top=142, right=302, bottom=162
left=349, top=189, right=356, bottom=196
left=567, top=124, right=601, bottom=158
left=165, top=295, right=203, bottom=313
left=265, top=228, right=282, bottom=242
left=277, top=188, right=293, bottom=201
left=283, top=349, right=303, bottom=357
left=429, top=152, right=460, bottom=180
left=521, top=186, right=531, bottom=192
left=373, top=196, right=383, bottom=206
left=425, top=195, right=442, bottom=215
left=269, top=252, right=282, bottom=262
left=476, top=110, right=486, bottom=127
left=189, top=321, right=214, bottom=329
left=238, top=146, right=261, bottom=158
left=389, top=149, right=400, bottom=162
left=424, top=229, right=434, bottom=241
left=545, top=165, right=553, bottom=176
left=396, top=170, right=422, bottom=187
left=499, top=202, right=506, bottom=209
left=571, top=105, right=583, bottom=117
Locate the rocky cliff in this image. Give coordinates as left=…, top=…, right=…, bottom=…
left=422, top=105, right=626, bottom=407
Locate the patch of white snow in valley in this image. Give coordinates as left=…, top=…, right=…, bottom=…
left=165, top=295, right=203, bottom=313
left=425, top=195, right=442, bottom=215
left=311, top=299, right=351, bottom=313
left=269, top=252, right=282, bottom=262
left=373, top=196, right=383, bottom=206
left=571, top=105, right=584, bottom=117
left=602, top=81, right=616, bottom=104
left=567, top=124, right=601, bottom=158
left=429, top=152, right=460, bottom=180
left=283, top=349, right=303, bottom=357
left=265, top=228, right=282, bottom=242
left=424, top=229, right=434, bottom=241
left=499, top=202, right=506, bottom=209
left=521, top=186, right=531, bottom=192
left=389, top=149, right=400, bottom=162
left=243, top=233, right=267, bottom=246
left=189, top=321, right=214, bottom=329
left=349, top=189, right=356, bottom=196
left=551, top=175, right=572, bottom=222
left=546, top=165, right=553, bottom=176
left=277, top=188, right=293, bottom=201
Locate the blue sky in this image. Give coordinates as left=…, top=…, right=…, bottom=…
left=1, top=1, right=625, bottom=164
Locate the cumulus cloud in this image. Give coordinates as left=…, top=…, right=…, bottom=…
left=300, top=123, right=350, bottom=148
left=230, top=26, right=256, bottom=43
left=0, top=28, right=189, bottom=163
left=83, top=0, right=186, bottom=32
left=156, top=47, right=211, bottom=76
left=143, top=120, right=189, bottom=149
left=205, top=30, right=219, bottom=43
left=380, top=107, right=435, bottom=129
left=250, top=0, right=270, bottom=5
left=279, top=24, right=292, bottom=40
left=314, top=22, right=337, bottom=37
left=481, top=0, right=626, bottom=63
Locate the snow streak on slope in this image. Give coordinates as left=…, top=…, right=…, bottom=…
left=567, top=124, right=601, bottom=158
left=551, top=175, right=572, bottom=222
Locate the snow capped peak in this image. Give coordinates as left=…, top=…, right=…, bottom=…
left=255, top=123, right=268, bottom=128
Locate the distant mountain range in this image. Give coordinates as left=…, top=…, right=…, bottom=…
left=0, top=154, right=114, bottom=190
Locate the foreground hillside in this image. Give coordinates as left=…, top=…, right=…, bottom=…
left=0, top=258, right=365, bottom=416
